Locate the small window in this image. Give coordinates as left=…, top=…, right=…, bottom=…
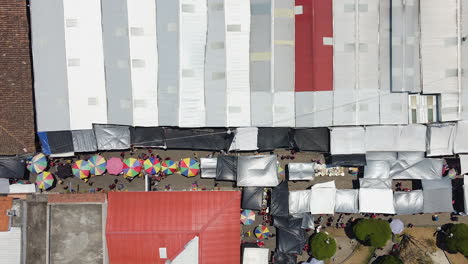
left=132, top=59, right=146, bottom=68
left=88, top=97, right=98, bottom=106
left=130, top=27, right=144, bottom=36
left=66, top=18, right=78, bottom=27
left=67, top=58, right=80, bottom=67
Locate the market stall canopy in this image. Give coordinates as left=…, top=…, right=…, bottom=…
left=257, top=128, right=290, bottom=151
left=270, top=181, right=289, bottom=216
left=359, top=179, right=392, bottom=189
left=359, top=188, right=395, bottom=214
left=242, top=187, right=263, bottom=211
left=107, top=157, right=124, bottom=175
left=94, top=124, right=131, bottom=150
left=289, top=190, right=311, bottom=214
left=394, top=190, right=424, bottom=215
left=229, top=127, right=258, bottom=151
left=365, top=125, right=426, bottom=152
left=272, top=251, right=297, bottom=264
left=327, top=154, right=366, bottom=167
left=0, top=157, right=26, bottom=179
left=0, top=179, right=9, bottom=194
left=237, top=155, right=278, bottom=187
left=423, top=188, right=453, bottom=213
left=200, top=158, right=216, bottom=178
left=310, top=181, right=336, bottom=214
left=88, top=155, right=107, bottom=176
left=366, top=152, right=397, bottom=161
left=38, top=130, right=74, bottom=155
left=426, top=123, right=456, bottom=156
left=215, top=156, right=237, bottom=181
left=72, top=130, right=98, bottom=152
left=330, top=127, right=366, bottom=154
left=243, top=248, right=269, bottom=264
left=56, top=164, right=73, bottom=179
left=130, top=127, right=165, bottom=148
left=179, top=158, right=200, bottom=177
left=26, top=153, right=47, bottom=174
left=335, top=189, right=359, bottom=214
left=289, top=128, right=330, bottom=152
left=165, top=128, right=232, bottom=150
left=422, top=178, right=452, bottom=190
left=277, top=225, right=307, bottom=254
left=454, top=121, right=468, bottom=153
left=390, top=159, right=443, bottom=180
left=288, top=163, right=314, bottom=181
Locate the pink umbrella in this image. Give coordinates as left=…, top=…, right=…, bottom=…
left=107, top=157, right=124, bottom=175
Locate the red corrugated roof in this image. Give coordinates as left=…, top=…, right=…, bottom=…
left=295, top=0, right=333, bottom=92
left=106, top=191, right=241, bottom=264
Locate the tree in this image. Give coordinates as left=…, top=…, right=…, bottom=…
left=309, top=232, right=337, bottom=260
left=445, top=223, right=468, bottom=256
left=374, top=255, right=403, bottom=264
left=353, top=219, right=392, bottom=248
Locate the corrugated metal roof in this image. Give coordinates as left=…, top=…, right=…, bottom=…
left=0, top=227, right=21, bottom=263
left=106, top=191, right=241, bottom=264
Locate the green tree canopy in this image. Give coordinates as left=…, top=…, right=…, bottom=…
left=374, top=255, right=403, bottom=264
left=445, top=223, right=468, bottom=256
left=353, top=219, right=392, bottom=248
left=309, top=232, right=337, bottom=260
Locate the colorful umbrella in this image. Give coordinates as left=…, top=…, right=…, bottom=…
left=107, top=157, right=124, bottom=175
left=72, top=160, right=91, bottom=179
left=240, top=209, right=256, bottom=225
left=27, top=153, right=48, bottom=173
left=88, top=155, right=107, bottom=176
left=36, top=171, right=55, bottom=190
left=123, top=158, right=142, bottom=178
left=278, top=166, right=285, bottom=178
left=179, top=158, right=200, bottom=177
left=144, top=158, right=161, bottom=175
left=161, top=160, right=177, bottom=175
left=254, top=225, right=271, bottom=239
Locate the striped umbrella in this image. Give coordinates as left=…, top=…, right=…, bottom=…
left=72, top=160, right=91, bottom=179
left=107, top=157, right=124, bottom=175
left=179, top=158, right=200, bottom=177
left=254, top=225, right=271, bottom=239
left=161, top=160, right=177, bottom=175
left=143, top=158, right=161, bottom=175
left=27, top=153, right=48, bottom=174
left=88, top=155, right=107, bottom=176
left=278, top=166, right=285, bottom=178
left=123, top=158, right=142, bottom=178
left=36, top=171, right=55, bottom=190
left=240, top=209, right=256, bottom=225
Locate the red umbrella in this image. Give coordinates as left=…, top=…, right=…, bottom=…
left=107, top=157, right=124, bottom=175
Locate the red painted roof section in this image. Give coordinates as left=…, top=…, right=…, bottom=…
left=106, top=191, right=241, bottom=264
left=0, top=197, right=13, bottom=231
left=295, top=0, right=333, bottom=92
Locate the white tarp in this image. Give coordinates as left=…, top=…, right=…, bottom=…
left=394, top=190, right=424, bottom=215
left=454, top=121, right=468, bottom=153
left=365, top=125, right=427, bottom=152
left=364, top=161, right=390, bottom=179
left=9, top=184, right=36, bottom=194
left=200, top=158, right=217, bottom=178
left=423, top=188, right=454, bottom=213
left=427, top=123, right=456, bottom=156
left=359, top=188, right=395, bottom=214
left=397, top=151, right=425, bottom=162
left=179, top=0, right=207, bottom=127
left=309, top=181, right=336, bottom=214
left=366, top=152, right=397, bottom=161
left=289, top=190, right=311, bottom=214
left=225, top=0, right=251, bottom=127
left=171, top=236, right=199, bottom=264
left=460, top=154, right=468, bottom=175
left=330, top=127, right=366, bottom=155
left=0, top=227, right=21, bottom=264
left=335, top=189, right=359, bottom=214
left=422, top=178, right=452, bottom=190
left=296, top=92, right=333, bottom=127
left=359, top=178, right=392, bottom=189
left=243, top=248, right=269, bottom=264
left=288, top=163, right=314, bottom=181
left=237, top=155, right=278, bottom=187
left=229, top=127, right=258, bottom=151
left=389, top=159, right=443, bottom=180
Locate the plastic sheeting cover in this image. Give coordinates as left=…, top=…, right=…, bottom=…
left=0, top=178, right=9, bottom=194
left=397, top=151, right=425, bottom=162
left=366, top=152, right=397, bottom=161
left=359, top=188, right=395, bottom=214
left=243, top=248, right=269, bottom=264
left=330, top=127, right=366, bottom=155
left=301, top=213, right=315, bottom=230
left=422, top=177, right=452, bottom=190
left=242, top=187, right=263, bottom=210
left=335, top=189, right=359, bottom=214
left=237, top=155, right=278, bottom=187
left=289, top=128, right=330, bottom=152
left=364, top=161, right=391, bottom=179
left=426, top=123, right=456, bottom=156
left=460, top=155, right=468, bottom=175
left=359, top=179, right=392, bottom=189
left=229, top=128, right=258, bottom=151
left=327, top=154, right=366, bottom=167
left=46, top=130, right=74, bottom=154
left=394, top=190, right=424, bottom=215
left=289, top=190, right=311, bottom=214
left=215, top=156, right=237, bottom=181
left=130, top=127, right=165, bottom=148
left=309, top=181, right=336, bottom=214
left=272, top=251, right=297, bottom=264
left=165, top=128, right=232, bottom=150
left=423, top=188, right=453, bottom=213
left=454, top=121, right=468, bottom=154
left=9, top=184, right=36, bottom=194
left=365, top=125, right=427, bottom=152
left=94, top=124, right=131, bottom=150
left=200, top=158, right=217, bottom=179
left=390, top=159, right=443, bottom=180
left=257, top=128, right=290, bottom=151
left=288, top=163, right=314, bottom=181
left=0, top=158, right=25, bottom=179
left=72, top=130, right=98, bottom=152
left=277, top=226, right=307, bottom=255
left=271, top=181, right=289, bottom=216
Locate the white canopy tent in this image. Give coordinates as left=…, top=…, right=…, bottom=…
left=289, top=190, right=311, bottom=214
left=330, top=127, right=366, bottom=155
left=426, top=123, right=456, bottom=156
left=309, top=181, right=336, bottom=215
left=200, top=158, right=217, bottom=178
left=236, top=155, right=278, bottom=187
left=288, top=163, right=314, bottom=181
left=454, top=121, right=468, bottom=153
left=229, top=127, right=258, bottom=151
left=365, top=125, right=427, bottom=152
left=394, top=190, right=424, bottom=215
left=335, top=189, right=359, bottom=214
left=359, top=188, right=395, bottom=214
left=359, top=178, right=392, bottom=189
left=243, top=248, right=269, bottom=264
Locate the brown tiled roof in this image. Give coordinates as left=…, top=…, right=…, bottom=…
left=48, top=193, right=107, bottom=204
left=0, top=0, right=36, bottom=155
left=0, top=196, right=13, bottom=231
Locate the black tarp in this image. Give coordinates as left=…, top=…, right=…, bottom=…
left=72, top=130, right=98, bottom=152
left=130, top=127, right=165, bottom=147
left=216, top=155, right=237, bottom=181
left=242, top=187, right=263, bottom=210
left=277, top=225, right=307, bottom=254
left=56, top=164, right=73, bottom=179
left=164, top=128, right=233, bottom=150
left=47, top=130, right=74, bottom=154
left=0, top=157, right=26, bottom=179
left=327, top=154, right=366, bottom=167
left=257, top=128, right=290, bottom=151
left=273, top=215, right=303, bottom=229
left=270, top=181, right=289, bottom=216
left=272, top=251, right=297, bottom=264
left=289, top=128, right=330, bottom=152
